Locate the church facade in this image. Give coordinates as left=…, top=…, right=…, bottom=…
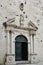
left=0, top=0, right=43, bottom=65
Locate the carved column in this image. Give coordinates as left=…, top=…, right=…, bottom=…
left=29, top=34, right=31, bottom=63
left=9, top=30, right=12, bottom=54
left=12, top=32, right=15, bottom=54
left=7, top=31, right=10, bottom=54
left=32, top=34, right=34, bottom=53
left=30, top=34, right=34, bottom=53
left=5, top=30, right=8, bottom=54
left=29, top=34, right=34, bottom=63
left=11, top=32, right=15, bottom=62
left=30, top=34, right=34, bottom=54
left=8, top=30, right=14, bottom=54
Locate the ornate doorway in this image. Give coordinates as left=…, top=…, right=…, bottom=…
left=15, top=35, right=28, bottom=61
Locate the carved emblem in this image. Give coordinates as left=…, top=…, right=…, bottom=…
left=19, top=3, right=24, bottom=11
left=9, top=57, right=12, bottom=61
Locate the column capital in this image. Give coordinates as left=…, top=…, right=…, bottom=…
left=29, top=30, right=36, bottom=35
left=9, top=30, right=12, bottom=34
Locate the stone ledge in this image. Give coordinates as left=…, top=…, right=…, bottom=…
left=6, top=54, right=15, bottom=56
left=30, top=53, right=37, bottom=56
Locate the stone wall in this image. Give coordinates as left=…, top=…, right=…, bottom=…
left=0, top=0, right=43, bottom=64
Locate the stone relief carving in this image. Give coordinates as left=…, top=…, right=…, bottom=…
left=20, top=14, right=24, bottom=22
left=19, top=3, right=24, bottom=11
left=20, top=14, right=24, bottom=26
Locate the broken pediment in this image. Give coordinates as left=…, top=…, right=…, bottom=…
left=28, top=20, right=38, bottom=31
left=6, top=18, right=15, bottom=24
left=3, top=17, right=20, bottom=27
left=3, top=18, right=38, bottom=32
left=3, top=17, right=16, bottom=27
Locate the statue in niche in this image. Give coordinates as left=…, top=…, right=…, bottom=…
left=20, top=14, right=24, bottom=26
left=20, top=14, right=24, bottom=22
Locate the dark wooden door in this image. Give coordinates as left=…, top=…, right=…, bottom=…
left=22, top=42, right=28, bottom=60
left=15, top=35, right=28, bottom=61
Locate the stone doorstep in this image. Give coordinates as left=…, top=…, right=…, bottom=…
left=5, top=60, right=38, bottom=65
left=5, top=61, right=29, bottom=65
left=4, top=60, right=39, bottom=65
left=3, top=58, right=39, bottom=65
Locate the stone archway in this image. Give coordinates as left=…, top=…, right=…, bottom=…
left=15, top=35, right=28, bottom=61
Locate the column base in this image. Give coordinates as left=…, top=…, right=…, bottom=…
left=30, top=53, right=39, bottom=64
left=5, top=54, right=16, bottom=65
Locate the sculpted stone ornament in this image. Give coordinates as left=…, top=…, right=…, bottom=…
left=20, top=14, right=24, bottom=22
left=9, top=57, right=12, bottom=61
left=20, top=14, right=24, bottom=26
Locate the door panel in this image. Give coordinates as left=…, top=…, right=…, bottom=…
left=15, top=42, right=22, bottom=61
left=22, top=42, right=28, bottom=60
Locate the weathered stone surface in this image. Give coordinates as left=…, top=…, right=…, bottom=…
left=0, top=0, right=43, bottom=64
